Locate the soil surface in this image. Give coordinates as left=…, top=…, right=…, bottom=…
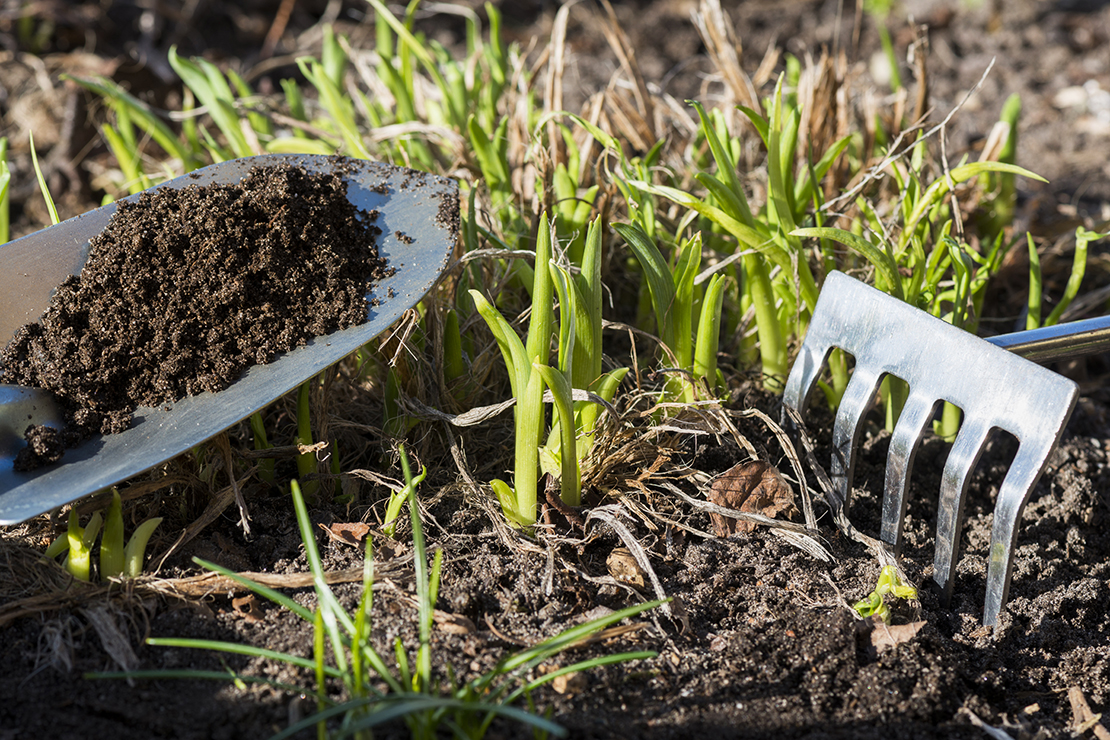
left=2, top=162, right=388, bottom=448
left=2, top=1, right=1110, bottom=740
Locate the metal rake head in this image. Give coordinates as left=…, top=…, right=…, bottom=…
left=783, top=271, right=1078, bottom=627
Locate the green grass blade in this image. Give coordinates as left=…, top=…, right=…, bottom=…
left=65, top=75, right=194, bottom=167
left=525, top=212, right=555, bottom=367
left=1026, top=233, right=1042, bottom=330
left=168, top=47, right=252, bottom=158
left=518, top=651, right=657, bottom=695
left=496, top=599, right=666, bottom=675
left=290, top=481, right=356, bottom=647
left=792, top=226, right=904, bottom=300
left=100, top=490, right=125, bottom=579
left=146, top=637, right=345, bottom=679
left=512, top=368, right=545, bottom=527
left=191, top=557, right=314, bottom=622
left=694, top=273, right=726, bottom=395
left=1045, top=227, right=1104, bottom=326
left=578, top=218, right=604, bottom=384
left=29, top=132, right=59, bottom=225
left=736, top=105, right=770, bottom=147
left=534, top=363, right=581, bottom=506
left=613, top=221, right=676, bottom=351
left=902, top=162, right=1046, bottom=243
left=469, top=290, right=527, bottom=396
left=690, top=100, right=752, bottom=224
left=0, top=137, right=9, bottom=243
left=794, top=134, right=851, bottom=207
left=123, top=517, right=162, bottom=577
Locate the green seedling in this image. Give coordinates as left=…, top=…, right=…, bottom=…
left=249, top=412, right=276, bottom=485
left=382, top=444, right=428, bottom=538
left=1026, top=226, right=1107, bottom=329
left=168, top=47, right=257, bottom=159
left=614, top=222, right=726, bottom=402
left=66, top=74, right=195, bottom=171
left=29, top=131, right=59, bottom=225
left=97, top=471, right=661, bottom=739
left=470, top=213, right=555, bottom=527
left=44, top=491, right=162, bottom=581
left=979, top=94, right=1022, bottom=235
left=536, top=219, right=628, bottom=503
left=296, top=30, right=372, bottom=160
left=853, top=565, right=917, bottom=624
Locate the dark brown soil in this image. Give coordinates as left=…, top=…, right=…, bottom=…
left=1, top=163, right=388, bottom=446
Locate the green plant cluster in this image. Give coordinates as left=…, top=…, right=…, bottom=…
left=43, top=490, right=162, bottom=582
left=8, top=2, right=1104, bottom=734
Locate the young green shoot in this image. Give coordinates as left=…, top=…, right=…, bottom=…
left=382, top=443, right=428, bottom=538
left=853, top=565, right=918, bottom=624
left=0, top=137, right=10, bottom=243
left=29, top=131, right=59, bottom=225
left=44, top=491, right=162, bottom=581
left=469, top=213, right=555, bottom=527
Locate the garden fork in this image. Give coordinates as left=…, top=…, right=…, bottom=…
left=783, top=271, right=1110, bottom=626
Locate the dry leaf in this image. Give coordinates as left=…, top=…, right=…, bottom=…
left=857, top=615, right=925, bottom=658
left=320, top=522, right=371, bottom=546
left=434, top=611, right=477, bottom=635
left=607, top=546, right=646, bottom=588
left=707, top=460, right=798, bottom=535
left=552, top=672, right=588, bottom=695
left=232, top=594, right=264, bottom=623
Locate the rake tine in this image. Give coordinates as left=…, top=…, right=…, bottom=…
left=782, top=342, right=832, bottom=424
left=880, top=393, right=940, bottom=556
left=933, top=419, right=992, bottom=605
left=830, top=365, right=883, bottom=511
left=983, top=432, right=1069, bottom=623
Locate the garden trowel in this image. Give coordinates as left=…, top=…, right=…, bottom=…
left=0, top=154, right=457, bottom=524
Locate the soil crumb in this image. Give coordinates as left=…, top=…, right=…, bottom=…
left=13, top=424, right=73, bottom=470
left=2, top=162, right=389, bottom=439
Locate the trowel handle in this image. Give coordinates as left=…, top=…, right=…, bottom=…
left=988, top=315, right=1110, bottom=364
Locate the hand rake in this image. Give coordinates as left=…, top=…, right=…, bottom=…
left=784, top=271, right=1110, bottom=626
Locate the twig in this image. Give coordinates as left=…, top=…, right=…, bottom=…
left=823, top=58, right=997, bottom=211
left=585, top=504, right=683, bottom=629
left=1069, top=686, right=1110, bottom=740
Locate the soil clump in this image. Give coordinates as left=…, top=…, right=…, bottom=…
left=1, top=162, right=389, bottom=465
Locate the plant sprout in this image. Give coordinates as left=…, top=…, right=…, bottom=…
left=44, top=490, right=162, bottom=581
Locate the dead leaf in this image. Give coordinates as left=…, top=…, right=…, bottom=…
left=857, top=615, right=925, bottom=658
left=232, top=594, right=264, bottom=623
left=606, top=546, right=646, bottom=588
left=320, top=522, right=371, bottom=546
left=434, top=610, right=477, bottom=635
left=552, top=672, right=587, bottom=695
left=707, top=460, right=798, bottom=535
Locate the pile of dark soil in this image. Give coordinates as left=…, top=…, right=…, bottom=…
left=1, top=163, right=389, bottom=450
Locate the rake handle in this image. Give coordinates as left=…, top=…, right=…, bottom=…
left=987, top=315, right=1110, bottom=364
